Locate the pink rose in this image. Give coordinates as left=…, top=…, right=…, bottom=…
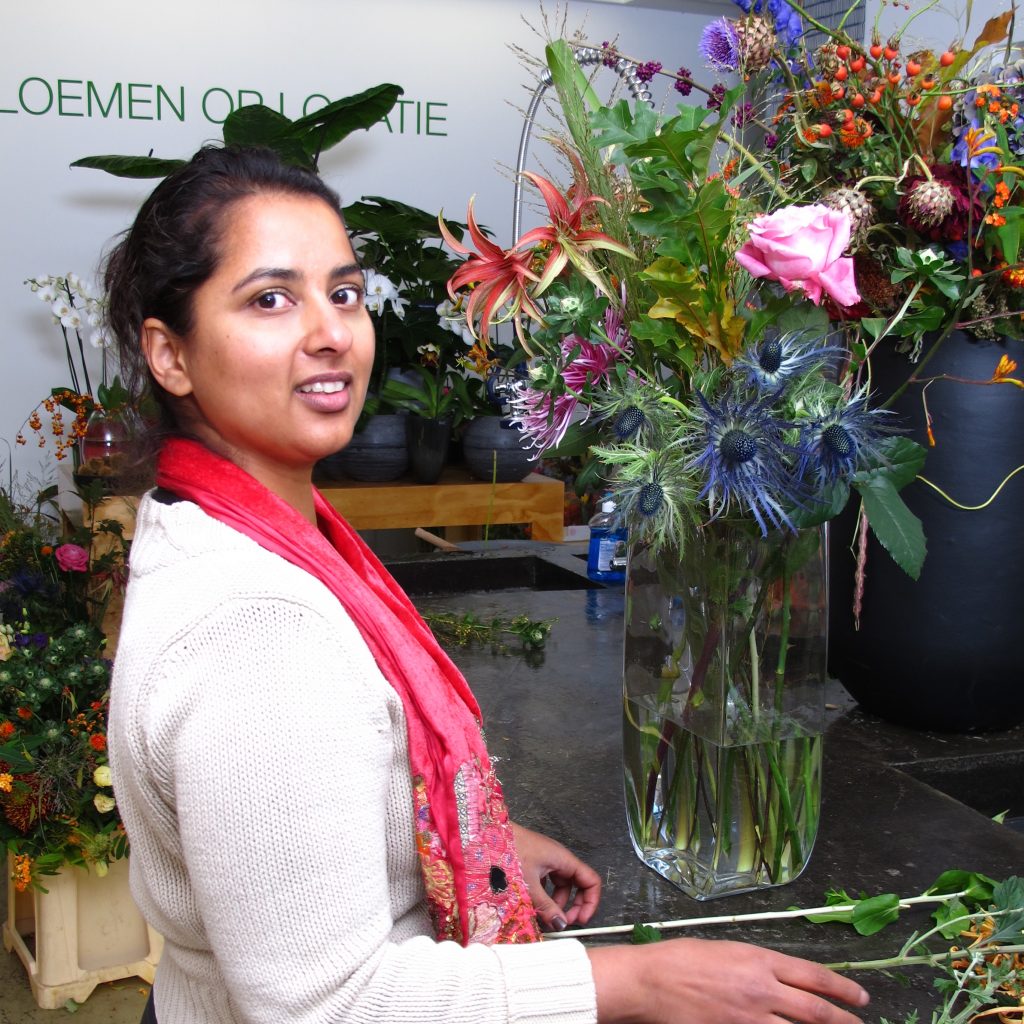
left=735, top=204, right=861, bottom=308
left=54, top=543, right=89, bottom=573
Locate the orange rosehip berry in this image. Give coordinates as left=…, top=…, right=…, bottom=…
left=870, top=90, right=884, bottom=104
left=940, top=50, right=956, bottom=66
left=836, top=44, right=851, bottom=59
left=850, top=56, right=866, bottom=72
left=817, top=123, right=833, bottom=137
left=834, top=86, right=846, bottom=99
left=870, top=44, right=884, bottom=59
left=888, top=71, right=902, bottom=85
left=835, top=65, right=848, bottom=81
left=839, top=108, right=855, bottom=122
left=906, top=60, right=922, bottom=76
left=884, top=45, right=899, bottom=61
left=852, top=93, right=866, bottom=108
left=937, top=94, right=953, bottom=111
left=906, top=93, right=921, bottom=106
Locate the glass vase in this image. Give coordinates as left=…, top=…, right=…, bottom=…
left=623, top=521, right=826, bottom=899
left=76, top=408, right=129, bottom=489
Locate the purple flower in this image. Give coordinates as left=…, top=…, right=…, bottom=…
left=707, top=83, right=727, bottom=111
left=601, top=42, right=619, bottom=69
left=731, top=102, right=755, bottom=128
left=765, top=132, right=779, bottom=149
left=674, top=67, right=693, bottom=96
left=636, top=60, right=663, bottom=83
left=700, top=17, right=741, bottom=72
left=951, top=119, right=1002, bottom=182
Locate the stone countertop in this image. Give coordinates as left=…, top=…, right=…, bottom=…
left=409, top=560, right=1024, bottom=1022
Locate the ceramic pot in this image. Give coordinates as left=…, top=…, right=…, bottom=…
left=828, top=331, right=1024, bottom=732
left=462, top=416, right=533, bottom=483
left=623, top=523, right=826, bottom=899
left=406, top=415, right=451, bottom=484
left=323, top=414, right=409, bottom=482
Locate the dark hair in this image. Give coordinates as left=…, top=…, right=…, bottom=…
left=103, top=145, right=347, bottom=450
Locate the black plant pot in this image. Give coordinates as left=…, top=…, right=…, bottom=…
left=406, top=415, right=451, bottom=484
left=462, top=416, right=534, bottom=483
left=332, top=414, right=409, bottom=482
left=828, top=331, right=1024, bottom=732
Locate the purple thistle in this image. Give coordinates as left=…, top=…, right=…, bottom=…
left=674, top=67, right=694, bottom=96
left=699, top=17, right=741, bottom=72
left=798, top=393, right=893, bottom=485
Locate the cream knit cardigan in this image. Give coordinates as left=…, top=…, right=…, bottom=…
left=109, top=494, right=597, bottom=1024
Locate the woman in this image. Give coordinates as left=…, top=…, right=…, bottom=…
left=107, top=145, right=869, bottom=1024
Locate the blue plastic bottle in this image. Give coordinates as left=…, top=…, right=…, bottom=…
left=587, top=498, right=627, bottom=584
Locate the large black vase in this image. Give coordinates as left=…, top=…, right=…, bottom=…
left=828, top=331, right=1024, bottom=732
left=332, top=414, right=409, bottom=482
left=406, top=415, right=451, bottom=484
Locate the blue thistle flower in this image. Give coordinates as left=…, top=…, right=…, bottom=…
left=799, top=393, right=893, bottom=484
left=637, top=482, right=665, bottom=518
left=613, top=406, right=647, bottom=441
left=734, top=331, right=840, bottom=392
left=691, top=390, right=805, bottom=534
left=699, top=18, right=741, bottom=72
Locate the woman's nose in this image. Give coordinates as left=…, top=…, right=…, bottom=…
left=305, top=296, right=353, bottom=352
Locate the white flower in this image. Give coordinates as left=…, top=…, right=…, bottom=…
left=66, top=272, right=86, bottom=294
left=61, top=309, right=84, bottom=331
left=93, top=765, right=112, bottom=787
left=51, top=297, right=72, bottom=321
left=364, top=270, right=407, bottom=319
left=93, top=792, right=116, bottom=813
left=90, top=328, right=113, bottom=349
left=435, top=299, right=475, bottom=345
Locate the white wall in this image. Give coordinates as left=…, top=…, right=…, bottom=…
left=1, top=0, right=732, bottom=485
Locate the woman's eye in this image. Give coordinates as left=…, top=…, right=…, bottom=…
left=254, top=291, right=290, bottom=311
left=333, top=284, right=364, bottom=308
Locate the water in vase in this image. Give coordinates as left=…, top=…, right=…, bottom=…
left=623, top=694, right=822, bottom=900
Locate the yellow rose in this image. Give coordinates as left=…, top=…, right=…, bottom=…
left=93, top=793, right=116, bottom=814
left=93, top=765, right=112, bottom=788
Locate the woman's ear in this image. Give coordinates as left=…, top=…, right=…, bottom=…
left=141, top=318, right=193, bottom=397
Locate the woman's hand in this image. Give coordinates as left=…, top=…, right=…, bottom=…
left=588, top=938, right=870, bottom=1024
left=511, top=822, right=602, bottom=932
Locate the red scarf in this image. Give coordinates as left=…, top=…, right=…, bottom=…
left=156, top=438, right=540, bottom=946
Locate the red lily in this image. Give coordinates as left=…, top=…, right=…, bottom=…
left=514, top=171, right=634, bottom=296
left=439, top=199, right=544, bottom=342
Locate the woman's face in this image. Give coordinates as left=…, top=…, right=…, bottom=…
left=147, top=192, right=375, bottom=504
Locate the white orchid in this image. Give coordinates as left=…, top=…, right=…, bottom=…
left=364, top=270, right=407, bottom=318
left=435, top=298, right=476, bottom=345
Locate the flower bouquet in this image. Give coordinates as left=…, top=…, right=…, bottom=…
left=0, top=481, right=129, bottom=892
left=437, top=3, right=947, bottom=893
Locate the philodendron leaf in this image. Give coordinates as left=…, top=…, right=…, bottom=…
left=291, top=83, right=403, bottom=163
left=69, top=154, right=187, bottom=178
left=222, top=105, right=313, bottom=168
left=851, top=475, right=926, bottom=579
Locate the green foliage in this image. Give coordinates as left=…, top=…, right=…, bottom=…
left=71, top=83, right=403, bottom=175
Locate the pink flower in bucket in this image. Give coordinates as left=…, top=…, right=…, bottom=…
left=735, top=204, right=861, bottom=308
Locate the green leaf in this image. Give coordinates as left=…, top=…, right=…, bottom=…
left=852, top=476, right=926, bottom=579
left=290, top=83, right=403, bottom=164
left=925, top=869, right=997, bottom=905
left=800, top=158, right=818, bottom=183
left=850, top=893, right=902, bottom=936
left=860, top=317, right=888, bottom=341
left=787, top=480, right=850, bottom=529
left=631, top=923, right=663, bottom=944
left=543, top=422, right=604, bottom=460
left=931, top=897, right=971, bottom=939
left=988, top=876, right=1024, bottom=942
left=857, top=436, right=927, bottom=490
left=69, top=154, right=187, bottom=178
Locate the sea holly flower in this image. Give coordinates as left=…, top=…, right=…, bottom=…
left=734, top=331, right=839, bottom=392
left=690, top=390, right=804, bottom=534
left=799, top=393, right=892, bottom=485
left=735, top=205, right=861, bottom=308
left=440, top=199, right=543, bottom=342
